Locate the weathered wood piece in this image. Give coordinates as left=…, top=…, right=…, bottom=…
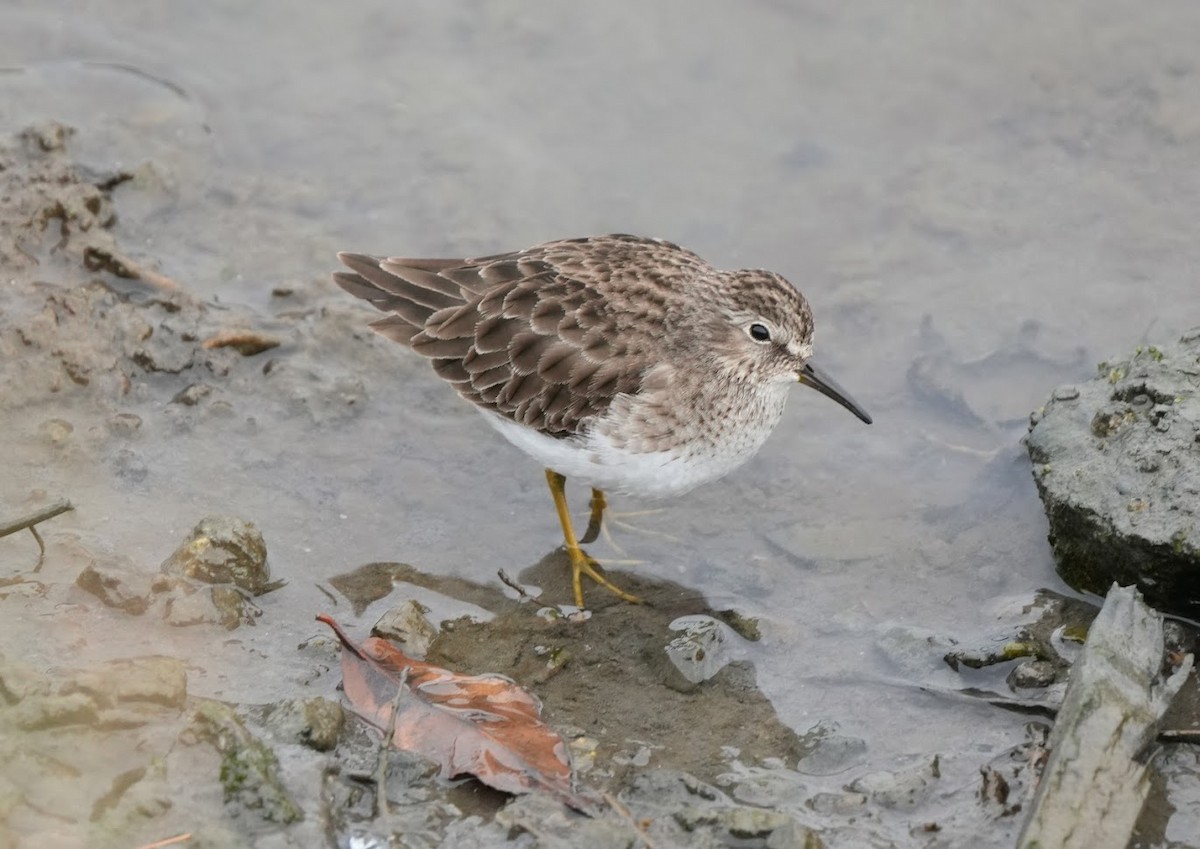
left=1018, top=584, right=1194, bottom=849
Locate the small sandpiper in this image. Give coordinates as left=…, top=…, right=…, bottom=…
left=335, top=234, right=871, bottom=608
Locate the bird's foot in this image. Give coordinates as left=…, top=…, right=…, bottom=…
left=565, top=543, right=642, bottom=608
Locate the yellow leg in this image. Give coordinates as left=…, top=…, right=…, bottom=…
left=579, top=488, right=607, bottom=545
left=544, top=469, right=642, bottom=608
left=579, top=490, right=677, bottom=553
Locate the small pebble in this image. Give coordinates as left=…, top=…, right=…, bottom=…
left=39, top=418, right=74, bottom=445
left=1007, top=659, right=1058, bottom=689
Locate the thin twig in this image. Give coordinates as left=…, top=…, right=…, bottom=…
left=97, top=248, right=185, bottom=293
left=603, top=792, right=657, bottom=849
left=0, top=499, right=73, bottom=570
left=133, top=834, right=191, bottom=849
left=497, top=568, right=539, bottom=602
left=29, top=524, right=45, bottom=559
left=316, top=583, right=339, bottom=607
left=0, top=498, right=73, bottom=539
left=374, top=667, right=409, bottom=818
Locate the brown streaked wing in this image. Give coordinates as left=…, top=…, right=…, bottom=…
left=367, top=314, right=424, bottom=346
left=377, top=259, right=466, bottom=302
left=530, top=298, right=567, bottom=334
left=396, top=266, right=635, bottom=436
left=424, top=301, right=482, bottom=340
left=462, top=347, right=512, bottom=373
left=334, top=253, right=464, bottom=341
left=431, top=358, right=471, bottom=384
left=340, top=235, right=712, bottom=438
left=333, top=273, right=431, bottom=329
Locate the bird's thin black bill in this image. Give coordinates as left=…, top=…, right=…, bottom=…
left=798, top=362, right=873, bottom=425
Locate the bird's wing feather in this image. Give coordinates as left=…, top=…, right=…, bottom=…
left=335, top=235, right=710, bottom=437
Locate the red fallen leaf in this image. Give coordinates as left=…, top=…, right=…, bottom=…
left=317, top=614, right=593, bottom=812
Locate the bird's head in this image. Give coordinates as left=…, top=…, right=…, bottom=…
left=702, top=269, right=873, bottom=425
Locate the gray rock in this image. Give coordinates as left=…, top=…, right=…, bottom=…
left=160, top=515, right=274, bottom=595
left=264, top=697, right=344, bottom=752
left=110, top=447, right=149, bottom=483
left=718, top=762, right=808, bottom=807
left=876, top=623, right=961, bottom=679
left=372, top=599, right=439, bottom=658
left=809, top=791, right=868, bottom=816
left=496, top=793, right=634, bottom=849
left=1008, top=659, right=1058, bottom=690
left=163, top=583, right=259, bottom=630
left=663, top=615, right=735, bottom=684
left=90, top=760, right=173, bottom=837
left=38, top=417, right=73, bottom=445
left=794, top=730, right=867, bottom=777
left=724, top=807, right=796, bottom=839
left=848, top=758, right=940, bottom=810
left=2, top=654, right=186, bottom=731
left=65, top=655, right=188, bottom=711
left=107, top=412, right=143, bottom=436
left=1026, top=333, right=1200, bottom=617
left=191, top=699, right=303, bottom=825
left=11, top=691, right=98, bottom=730
left=621, top=769, right=823, bottom=848
left=76, top=557, right=155, bottom=614
left=171, top=382, right=214, bottom=405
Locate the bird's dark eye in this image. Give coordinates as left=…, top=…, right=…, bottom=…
left=749, top=323, right=771, bottom=342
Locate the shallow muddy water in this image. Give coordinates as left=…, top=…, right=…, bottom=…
left=2, top=2, right=1199, bottom=847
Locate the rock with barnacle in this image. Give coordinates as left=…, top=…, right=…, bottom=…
left=1026, top=329, right=1200, bottom=616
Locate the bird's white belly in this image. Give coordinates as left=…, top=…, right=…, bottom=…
left=480, top=407, right=778, bottom=499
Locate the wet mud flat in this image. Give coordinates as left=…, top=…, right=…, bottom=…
left=2, top=124, right=1198, bottom=848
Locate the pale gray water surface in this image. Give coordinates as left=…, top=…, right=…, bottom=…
left=2, top=1, right=1199, bottom=844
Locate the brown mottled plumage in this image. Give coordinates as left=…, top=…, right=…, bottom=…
left=335, top=234, right=871, bottom=608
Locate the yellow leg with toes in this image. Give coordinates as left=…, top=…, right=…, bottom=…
left=544, top=469, right=642, bottom=608
left=579, top=488, right=607, bottom=545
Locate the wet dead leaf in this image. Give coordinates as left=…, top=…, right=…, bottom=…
left=317, top=614, right=593, bottom=812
